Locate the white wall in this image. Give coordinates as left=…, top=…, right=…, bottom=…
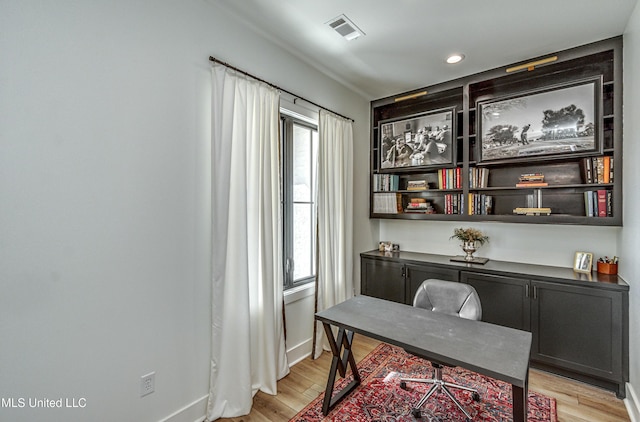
left=0, top=1, right=370, bottom=422
left=623, top=6, right=640, bottom=419
left=380, top=221, right=619, bottom=268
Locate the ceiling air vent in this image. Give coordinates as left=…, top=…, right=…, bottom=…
left=327, top=14, right=365, bottom=41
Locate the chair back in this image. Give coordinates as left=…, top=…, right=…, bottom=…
left=413, top=279, right=482, bottom=321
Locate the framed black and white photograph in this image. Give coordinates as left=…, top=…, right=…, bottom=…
left=379, top=108, right=455, bottom=169
left=477, top=77, right=601, bottom=163
left=573, top=251, right=593, bottom=273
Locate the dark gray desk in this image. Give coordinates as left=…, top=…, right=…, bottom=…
left=316, top=295, right=532, bottom=421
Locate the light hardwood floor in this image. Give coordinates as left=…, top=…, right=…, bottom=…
left=219, top=335, right=630, bottom=422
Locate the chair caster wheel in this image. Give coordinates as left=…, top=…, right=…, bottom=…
left=411, top=408, right=421, bottom=418
left=472, top=391, right=481, bottom=402
left=400, top=381, right=407, bottom=390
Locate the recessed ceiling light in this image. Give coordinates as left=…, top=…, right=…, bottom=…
left=446, top=54, right=465, bottom=64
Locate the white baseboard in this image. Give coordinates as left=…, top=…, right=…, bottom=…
left=155, top=341, right=312, bottom=422
left=158, top=395, right=208, bottom=422
left=286, top=337, right=313, bottom=366
left=626, top=382, right=640, bottom=422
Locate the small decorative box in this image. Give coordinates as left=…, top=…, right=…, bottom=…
left=597, top=262, right=618, bottom=275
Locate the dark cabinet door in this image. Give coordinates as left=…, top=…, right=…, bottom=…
left=530, top=280, right=623, bottom=382
left=461, top=272, right=531, bottom=331
left=360, top=258, right=406, bottom=304
left=406, top=264, right=459, bottom=305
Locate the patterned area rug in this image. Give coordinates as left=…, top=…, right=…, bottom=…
left=291, top=343, right=557, bottom=421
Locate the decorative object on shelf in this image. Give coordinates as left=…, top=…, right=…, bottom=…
left=449, top=227, right=489, bottom=263
left=477, top=77, right=601, bottom=163
left=379, top=107, right=456, bottom=169
left=597, top=256, right=618, bottom=275
left=379, top=241, right=393, bottom=252
left=573, top=251, right=593, bottom=273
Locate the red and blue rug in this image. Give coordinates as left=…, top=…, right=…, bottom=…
left=291, top=343, right=557, bottom=421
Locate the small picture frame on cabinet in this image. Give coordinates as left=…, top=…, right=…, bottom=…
left=573, top=251, right=593, bottom=273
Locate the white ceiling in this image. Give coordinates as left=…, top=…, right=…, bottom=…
left=217, top=0, right=637, bottom=100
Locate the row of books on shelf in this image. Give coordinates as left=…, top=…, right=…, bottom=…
left=469, top=167, right=490, bottom=189
left=467, top=193, right=493, bottom=215
left=375, top=167, right=490, bottom=192
left=443, top=193, right=493, bottom=215
left=372, top=192, right=403, bottom=214
left=373, top=174, right=400, bottom=192
left=443, top=194, right=465, bottom=215
left=373, top=190, right=613, bottom=217
left=437, top=168, right=462, bottom=190
left=584, top=189, right=613, bottom=217
left=581, top=156, right=614, bottom=184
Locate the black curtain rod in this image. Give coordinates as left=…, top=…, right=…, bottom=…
left=209, top=56, right=354, bottom=122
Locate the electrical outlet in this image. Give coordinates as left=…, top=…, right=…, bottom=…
left=140, top=372, right=155, bottom=397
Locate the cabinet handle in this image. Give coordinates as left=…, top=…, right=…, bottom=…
left=533, top=286, right=538, bottom=299
left=525, top=284, right=530, bottom=297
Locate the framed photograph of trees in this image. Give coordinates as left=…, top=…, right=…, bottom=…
left=477, top=77, right=601, bottom=163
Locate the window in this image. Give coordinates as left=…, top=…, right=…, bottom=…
left=281, top=113, right=318, bottom=290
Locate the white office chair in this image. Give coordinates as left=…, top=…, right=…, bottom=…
left=400, top=279, right=482, bottom=421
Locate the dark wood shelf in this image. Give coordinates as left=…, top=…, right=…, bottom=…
left=369, top=37, right=622, bottom=226
left=472, top=183, right=614, bottom=191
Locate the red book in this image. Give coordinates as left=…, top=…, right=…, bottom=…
left=597, top=189, right=607, bottom=217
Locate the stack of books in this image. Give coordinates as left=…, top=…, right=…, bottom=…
left=405, top=197, right=434, bottom=214
left=407, top=180, right=428, bottom=191
left=516, top=173, right=548, bottom=188
left=513, top=207, right=552, bottom=216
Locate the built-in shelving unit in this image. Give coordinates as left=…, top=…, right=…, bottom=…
left=369, top=37, right=622, bottom=226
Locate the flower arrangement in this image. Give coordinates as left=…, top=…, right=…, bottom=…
left=450, top=227, right=489, bottom=245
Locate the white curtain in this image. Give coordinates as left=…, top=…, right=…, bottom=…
left=313, top=109, right=354, bottom=359
left=207, top=64, right=289, bottom=420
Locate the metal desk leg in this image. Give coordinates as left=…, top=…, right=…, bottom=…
left=321, top=323, right=361, bottom=416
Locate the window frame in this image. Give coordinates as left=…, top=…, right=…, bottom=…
left=281, top=112, right=318, bottom=290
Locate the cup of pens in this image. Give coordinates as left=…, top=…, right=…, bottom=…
left=597, top=256, right=618, bottom=275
